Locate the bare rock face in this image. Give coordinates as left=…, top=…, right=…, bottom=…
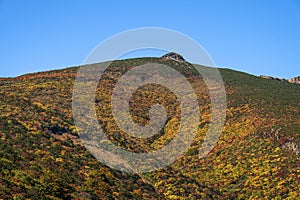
left=288, top=76, right=300, bottom=84
left=259, top=75, right=287, bottom=82
left=161, top=52, right=186, bottom=62
left=260, top=75, right=300, bottom=84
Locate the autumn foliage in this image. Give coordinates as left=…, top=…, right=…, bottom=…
left=0, top=57, right=299, bottom=199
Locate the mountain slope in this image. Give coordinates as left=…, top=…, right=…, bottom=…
left=0, top=57, right=299, bottom=199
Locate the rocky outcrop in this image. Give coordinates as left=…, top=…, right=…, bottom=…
left=259, top=75, right=287, bottom=82
left=161, top=52, right=186, bottom=62
left=260, top=75, right=300, bottom=84
left=288, top=76, right=300, bottom=84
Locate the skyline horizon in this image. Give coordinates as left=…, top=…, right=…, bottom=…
left=1, top=1, right=299, bottom=79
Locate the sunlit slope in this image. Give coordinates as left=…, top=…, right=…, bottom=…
left=0, top=57, right=299, bottom=199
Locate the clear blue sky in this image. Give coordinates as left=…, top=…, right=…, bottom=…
left=0, top=0, right=299, bottom=78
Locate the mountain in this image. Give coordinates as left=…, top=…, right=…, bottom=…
left=1, top=56, right=300, bottom=199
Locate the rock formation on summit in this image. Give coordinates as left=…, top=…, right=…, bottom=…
left=161, top=52, right=186, bottom=62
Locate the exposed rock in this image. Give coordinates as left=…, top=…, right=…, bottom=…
left=260, top=75, right=273, bottom=80
left=161, top=52, right=186, bottom=62
left=260, top=75, right=300, bottom=84
left=259, top=75, right=287, bottom=82
left=288, top=76, right=300, bottom=84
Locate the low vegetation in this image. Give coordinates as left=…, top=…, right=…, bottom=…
left=0, top=57, right=299, bottom=199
